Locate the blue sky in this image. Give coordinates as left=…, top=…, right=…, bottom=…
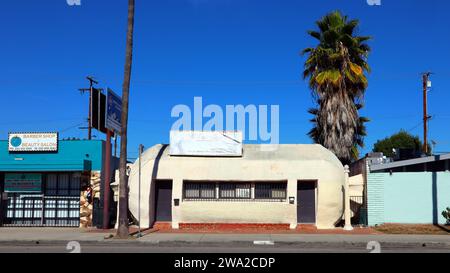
left=1, top=0, right=450, bottom=159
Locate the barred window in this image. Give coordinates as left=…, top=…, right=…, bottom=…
left=46, top=173, right=81, bottom=197
left=58, top=174, right=70, bottom=196
left=46, top=174, right=58, bottom=196
left=255, top=183, right=287, bottom=200
left=219, top=183, right=251, bottom=199
left=184, top=183, right=216, bottom=199
left=183, top=181, right=288, bottom=202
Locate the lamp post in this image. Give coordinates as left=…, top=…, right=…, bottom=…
left=344, top=165, right=353, bottom=231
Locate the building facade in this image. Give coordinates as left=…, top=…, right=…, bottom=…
left=126, top=144, right=346, bottom=230
left=367, top=154, right=450, bottom=226
left=0, top=139, right=115, bottom=228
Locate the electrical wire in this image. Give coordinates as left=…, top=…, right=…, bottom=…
left=407, top=121, right=423, bottom=133
left=0, top=118, right=82, bottom=126
left=60, top=122, right=85, bottom=133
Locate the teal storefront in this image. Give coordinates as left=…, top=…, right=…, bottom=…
left=0, top=139, right=113, bottom=228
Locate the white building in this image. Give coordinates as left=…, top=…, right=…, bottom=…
left=125, top=142, right=346, bottom=230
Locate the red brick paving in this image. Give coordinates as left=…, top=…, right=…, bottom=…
left=145, top=222, right=381, bottom=235
left=179, top=223, right=291, bottom=231
left=83, top=223, right=381, bottom=235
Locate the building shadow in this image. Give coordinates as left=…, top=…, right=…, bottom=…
left=149, top=144, right=169, bottom=228
left=432, top=172, right=438, bottom=225
left=335, top=185, right=346, bottom=227
left=434, top=224, right=450, bottom=233
left=432, top=172, right=450, bottom=233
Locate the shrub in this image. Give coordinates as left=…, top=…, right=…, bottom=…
left=442, top=207, right=450, bottom=225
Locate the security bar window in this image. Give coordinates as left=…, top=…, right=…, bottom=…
left=219, top=183, right=251, bottom=199
left=46, top=173, right=81, bottom=197
left=255, top=183, right=287, bottom=200
left=184, top=183, right=216, bottom=200
left=183, top=181, right=287, bottom=202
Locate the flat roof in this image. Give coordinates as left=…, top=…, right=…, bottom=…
left=144, top=144, right=342, bottom=163
left=370, top=153, right=450, bottom=172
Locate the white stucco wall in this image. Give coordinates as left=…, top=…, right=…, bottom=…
left=349, top=174, right=364, bottom=197
left=126, top=144, right=345, bottom=230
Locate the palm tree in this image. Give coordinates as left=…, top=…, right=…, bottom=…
left=117, top=0, right=135, bottom=239
left=302, top=11, right=371, bottom=165
left=308, top=103, right=370, bottom=161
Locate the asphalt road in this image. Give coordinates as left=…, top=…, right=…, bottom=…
left=0, top=242, right=449, bottom=253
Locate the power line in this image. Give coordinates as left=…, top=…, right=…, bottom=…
left=0, top=118, right=82, bottom=126
left=60, top=122, right=85, bottom=134
left=407, top=120, right=424, bottom=133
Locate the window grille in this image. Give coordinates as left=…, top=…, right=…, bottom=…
left=255, top=183, right=287, bottom=200
left=219, top=183, right=251, bottom=199
left=184, top=183, right=216, bottom=200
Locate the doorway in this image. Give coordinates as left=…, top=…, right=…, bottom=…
left=155, top=180, right=173, bottom=222
left=297, top=181, right=317, bottom=224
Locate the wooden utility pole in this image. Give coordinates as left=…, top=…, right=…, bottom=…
left=117, top=0, right=135, bottom=239
left=422, top=72, right=432, bottom=155
left=79, top=76, right=99, bottom=140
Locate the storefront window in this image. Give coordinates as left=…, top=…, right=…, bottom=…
left=184, top=183, right=216, bottom=199
left=255, top=183, right=287, bottom=200
left=183, top=181, right=287, bottom=202
left=46, top=174, right=58, bottom=195
left=45, top=173, right=81, bottom=197
left=3, top=172, right=82, bottom=227
left=219, top=183, right=251, bottom=199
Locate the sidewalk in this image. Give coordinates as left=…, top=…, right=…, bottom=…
left=0, top=228, right=448, bottom=247
left=0, top=228, right=108, bottom=243
left=138, top=232, right=450, bottom=246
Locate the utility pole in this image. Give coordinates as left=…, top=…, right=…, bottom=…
left=422, top=72, right=432, bottom=155
left=137, top=144, right=144, bottom=238
left=79, top=76, right=99, bottom=140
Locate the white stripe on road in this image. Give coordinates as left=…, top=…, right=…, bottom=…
left=253, top=241, right=275, bottom=246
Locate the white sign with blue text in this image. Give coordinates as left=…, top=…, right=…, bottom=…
left=8, top=133, right=58, bottom=152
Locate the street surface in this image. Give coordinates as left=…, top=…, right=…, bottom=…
left=0, top=241, right=448, bottom=253
left=0, top=228, right=449, bottom=253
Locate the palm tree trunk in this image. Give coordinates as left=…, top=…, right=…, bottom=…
left=117, top=0, right=135, bottom=239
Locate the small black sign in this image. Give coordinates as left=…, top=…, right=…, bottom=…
left=91, top=88, right=107, bottom=134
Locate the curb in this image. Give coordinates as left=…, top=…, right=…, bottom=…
left=0, top=238, right=449, bottom=248
left=136, top=239, right=450, bottom=247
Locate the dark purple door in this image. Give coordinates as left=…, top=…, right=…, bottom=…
left=155, top=181, right=173, bottom=222
left=297, top=181, right=316, bottom=223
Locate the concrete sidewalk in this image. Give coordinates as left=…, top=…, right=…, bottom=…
left=137, top=233, right=450, bottom=246
left=0, top=228, right=109, bottom=243
left=0, top=228, right=449, bottom=247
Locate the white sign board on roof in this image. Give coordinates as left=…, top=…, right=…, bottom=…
left=169, top=131, right=243, bottom=157
left=8, top=133, right=58, bottom=152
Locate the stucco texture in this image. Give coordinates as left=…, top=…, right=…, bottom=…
left=126, top=144, right=345, bottom=230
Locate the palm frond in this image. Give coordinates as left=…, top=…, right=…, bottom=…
left=302, top=11, right=372, bottom=164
